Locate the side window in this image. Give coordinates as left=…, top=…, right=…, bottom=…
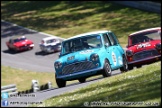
left=63, top=42, right=70, bottom=54
left=111, top=32, right=119, bottom=44
left=103, top=33, right=111, bottom=46
left=108, top=32, right=117, bottom=45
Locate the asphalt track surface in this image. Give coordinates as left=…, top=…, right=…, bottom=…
left=1, top=20, right=64, bottom=73
left=1, top=20, right=121, bottom=107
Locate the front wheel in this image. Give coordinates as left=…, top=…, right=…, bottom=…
left=102, top=59, right=112, bottom=77
left=120, top=56, right=128, bottom=72
left=78, top=78, right=86, bottom=83
left=136, top=65, right=142, bottom=68
left=14, top=48, right=19, bottom=53
left=55, top=75, right=66, bottom=88
left=8, top=47, right=12, bottom=51
left=128, top=64, right=133, bottom=70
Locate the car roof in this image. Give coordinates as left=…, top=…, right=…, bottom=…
left=66, top=30, right=111, bottom=40
left=129, top=27, right=161, bottom=36
left=42, top=36, right=57, bottom=41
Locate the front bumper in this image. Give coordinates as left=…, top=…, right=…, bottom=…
left=128, top=55, right=161, bottom=65
left=40, top=46, right=61, bottom=53
left=18, top=44, right=34, bottom=51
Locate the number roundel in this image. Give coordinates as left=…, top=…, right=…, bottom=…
left=112, top=52, right=117, bottom=66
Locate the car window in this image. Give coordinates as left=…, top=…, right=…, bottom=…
left=63, top=42, right=71, bottom=54
left=130, top=30, right=161, bottom=46
left=107, top=33, right=117, bottom=45
left=13, top=39, right=20, bottom=43
left=62, top=35, right=102, bottom=55
left=46, top=39, right=56, bottom=44
left=103, top=33, right=111, bottom=47
left=13, top=37, right=26, bottom=43
left=109, top=32, right=119, bottom=44
left=145, top=31, right=161, bottom=40
left=86, top=35, right=102, bottom=48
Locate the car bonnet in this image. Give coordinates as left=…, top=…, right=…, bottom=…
left=127, top=40, right=161, bottom=53
left=56, top=48, right=101, bottom=64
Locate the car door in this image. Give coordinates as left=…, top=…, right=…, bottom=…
left=107, top=32, right=123, bottom=70
left=103, top=33, right=117, bottom=70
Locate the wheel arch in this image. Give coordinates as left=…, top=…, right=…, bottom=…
left=103, top=58, right=112, bottom=69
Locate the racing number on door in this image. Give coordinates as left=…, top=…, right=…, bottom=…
left=112, top=52, right=117, bottom=66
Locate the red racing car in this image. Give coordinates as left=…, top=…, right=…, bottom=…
left=126, top=27, right=161, bottom=70
left=6, top=36, right=34, bottom=52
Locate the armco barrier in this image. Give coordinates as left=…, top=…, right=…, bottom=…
left=2, top=81, right=53, bottom=96
left=40, top=81, right=52, bottom=90
left=18, top=81, right=53, bottom=95
left=32, top=80, right=40, bottom=93
left=1, top=84, right=18, bottom=96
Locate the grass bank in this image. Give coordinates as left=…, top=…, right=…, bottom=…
left=1, top=65, right=102, bottom=91
left=33, top=61, right=161, bottom=107
left=1, top=65, right=56, bottom=91
left=1, top=1, right=161, bottom=47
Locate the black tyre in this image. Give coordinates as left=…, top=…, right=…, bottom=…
left=102, top=59, right=112, bottom=77
left=78, top=78, right=86, bottom=83
left=136, top=65, right=142, bottom=68
left=14, top=49, right=18, bottom=53
left=128, top=64, right=133, bottom=70
left=8, top=47, right=12, bottom=51
left=35, top=52, right=38, bottom=55
left=55, top=75, right=66, bottom=88
left=120, top=56, right=128, bottom=72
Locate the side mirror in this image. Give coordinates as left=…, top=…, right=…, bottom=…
left=105, top=43, right=109, bottom=47
left=59, top=53, right=62, bottom=58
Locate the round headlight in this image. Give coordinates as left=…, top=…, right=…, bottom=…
left=54, top=61, right=62, bottom=69
left=126, top=50, right=133, bottom=56
left=91, top=54, right=99, bottom=61
left=156, top=43, right=161, bottom=50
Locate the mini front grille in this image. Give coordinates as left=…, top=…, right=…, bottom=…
left=62, top=61, right=95, bottom=75
left=133, top=49, right=159, bottom=60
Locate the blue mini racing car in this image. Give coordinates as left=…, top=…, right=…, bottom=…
left=54, top=30, right=128, bottom=88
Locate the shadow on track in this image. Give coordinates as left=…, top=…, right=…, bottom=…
left=2, top=49, right=33, bottom=55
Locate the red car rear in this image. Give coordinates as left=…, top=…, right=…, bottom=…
left=126, top=27, right=161, bottom=70
left=6, top=36, right=34, bottom=52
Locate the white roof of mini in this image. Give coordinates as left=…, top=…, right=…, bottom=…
left=66, top=30, right=110, bottom=40
left=42, top=36, right=57, bottom=41
left=129, top=27, right=161, bottom=36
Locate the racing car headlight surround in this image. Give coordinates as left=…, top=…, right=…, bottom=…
left=155, top=43, right=161, bottom=50
left=54, top=61, right=62, bottom=69
left=91, top=53, right=99, bottom=61
left=126, top=50, right=133, bottom=56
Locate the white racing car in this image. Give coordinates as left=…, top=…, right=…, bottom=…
left=39, top=37, right=61, bottom=54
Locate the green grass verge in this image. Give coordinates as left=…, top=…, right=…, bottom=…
left=1, top=65, right=56, bottom=91
left=1, top=65, right=102, bottom=91
left=1, top=1, right=161, bottom=47
left=32, top=61, right=161, bottom=107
